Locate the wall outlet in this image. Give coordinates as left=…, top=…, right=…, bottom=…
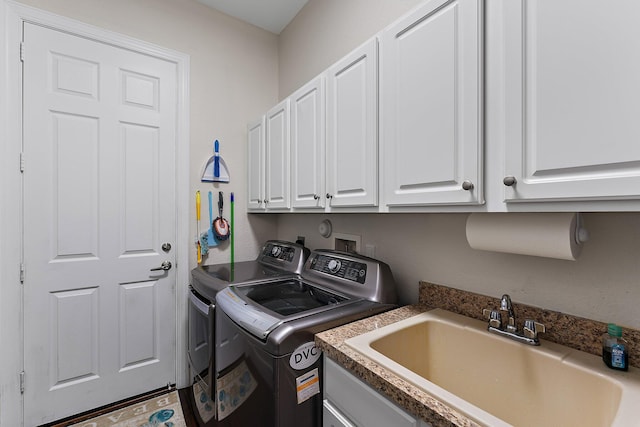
left=364, top=244, right=376, bottom=258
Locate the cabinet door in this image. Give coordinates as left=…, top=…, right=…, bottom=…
left=247, top=116, right=265, bottom=210
left=265, top=99, right=291, bottom=209
left=503, top=0, right=640, bottom=202
left=291, top=76, right=326, bottom=208
left=381, top=0, right=483, bottom=206
left=327, top=38, right=378, bottom=208
left=324, top=357, right=425, bottom=427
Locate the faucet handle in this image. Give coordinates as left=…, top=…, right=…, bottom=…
left=523, top=319, right=546, bottom=340
left=483, top=309, right=502, bottom=329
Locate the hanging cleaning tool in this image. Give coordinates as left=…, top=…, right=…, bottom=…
left=230, top=192, right=235, bottom=282
left=213, top=191, right=230, bottom=241
left=200, top=139, right=230, bottom=182
left=214, top=139, right=220, bottom=178
left=196, top=191, right=202, bottom=264
left=208, top=191, right=216, bottom=246
left=230, top=192, right=235, bottom=265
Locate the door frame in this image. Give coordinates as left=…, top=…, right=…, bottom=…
left=0, top=2, right=190, bottom=425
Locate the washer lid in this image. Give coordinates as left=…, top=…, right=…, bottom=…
left=216, top=279, right=357, bottom=340
left=236, top=279, right=349, bottom=317
left=216, top=287, right=283, bottom=340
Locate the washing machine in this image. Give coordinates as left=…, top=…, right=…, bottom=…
left=214, top=249, right=398, bottom=427
left=187, top=240, right=309, bottom=425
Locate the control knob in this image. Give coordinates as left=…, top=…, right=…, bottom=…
left=271, top=246, right=282, bottom=257
left=327, top=259, right=342, bottom=274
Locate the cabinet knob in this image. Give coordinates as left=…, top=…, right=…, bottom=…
left=326, top=193, right=333, bottom=199
left=503, top=176, right=517, bottom=187
left=462, top=180, right=474, bottom=191
left=313, top=194, right=319, bottom=200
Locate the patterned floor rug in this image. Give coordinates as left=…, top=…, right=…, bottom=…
left=69, top=391, right=186, bottom=427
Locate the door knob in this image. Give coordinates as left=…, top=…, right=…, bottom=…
left=462, top=180, right=474, bottom=191
left=150, top=261, right=172, bottom=271
left=503, top=176, right=517, bottom=186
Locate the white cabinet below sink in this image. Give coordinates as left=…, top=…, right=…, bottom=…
left=323, top=356, right=432, bottom=427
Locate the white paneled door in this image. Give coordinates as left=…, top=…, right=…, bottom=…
left=22, top=23, right=177, bottom=425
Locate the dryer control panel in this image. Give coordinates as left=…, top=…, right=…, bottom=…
left=262, top=242, right=296, bottom=262
left=309, top=254, right=367, bottom=284
left=257, top=241, right=310, bottom=274
left=302, top=249, right=397, bottom=305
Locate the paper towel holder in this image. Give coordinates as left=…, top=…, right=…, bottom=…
left=575, top=213, right=590, bottom=244
left=466, top=212, right=589, bottom=261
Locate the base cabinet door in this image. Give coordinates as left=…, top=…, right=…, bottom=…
left=323, top=357, right=432, bottom=427
left=323, top=400, right=356, bottom=427
left=381, top=0, right=483, bottom=207
left=326, top=38, right=378, bottom=208
left=502, top=0, right=640, bottom=203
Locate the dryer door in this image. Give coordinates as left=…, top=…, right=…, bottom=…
left=188, top=289, right=212, bottom=383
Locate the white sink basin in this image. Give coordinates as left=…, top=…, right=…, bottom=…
left=345, top=308, right=640, bottom=427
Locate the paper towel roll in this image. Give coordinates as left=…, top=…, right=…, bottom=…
left=466, top=213, right=586, bottom=261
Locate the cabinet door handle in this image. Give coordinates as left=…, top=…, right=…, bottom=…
left=326, top=193, right=333, bottom=199
left=313, top=194, right=319, bottom=200
left=503, top=176, right=517, bottom=186
left=462, top=180, right=474, bottom=191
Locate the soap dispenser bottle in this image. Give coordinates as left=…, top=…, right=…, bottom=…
left=602, top=323, right=628, bottom=371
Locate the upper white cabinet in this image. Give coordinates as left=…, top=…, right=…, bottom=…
left=326, top=38, right=378, bottom=208
left=381, top=0, right=483, bottom=207
left=249, top=0, right=640, bottom=213
left=291, top=76, right=326, bottom=209
left=247, top=116, right=265, bottom=210
left=265, top=99, right=291, bottom=209
left=502, top=0, right=640, bottom=203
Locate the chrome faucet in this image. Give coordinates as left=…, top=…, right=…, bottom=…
left=482, top=294, right=545, bottom=346
left=500, top=294, right=517, bottom=333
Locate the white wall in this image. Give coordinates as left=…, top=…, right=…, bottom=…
left=15, top=0, right=280, bottom=267
left=278, top=0, right=422, bottom=98
left=277, top=0, right=640, bottom=329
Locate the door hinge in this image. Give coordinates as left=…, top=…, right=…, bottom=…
left=20, top=42, right=24, bottom=62
left=20, top=371, right=25, bottom=394
left=20, top=263, right=25, bottom=283
left=19, top=152, right=24, bottom=173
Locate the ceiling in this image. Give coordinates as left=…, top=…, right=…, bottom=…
left=196, top=0, right=309, bottom=34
